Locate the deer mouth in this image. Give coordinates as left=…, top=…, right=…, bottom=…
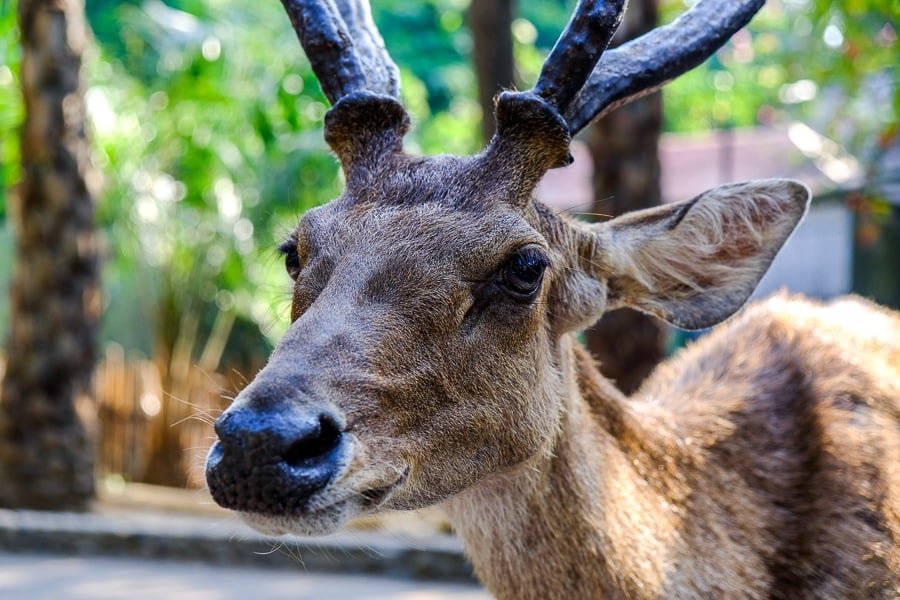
left=235, top=468, right=410, bottom=537
left=358, top=467, right=410, bottom=511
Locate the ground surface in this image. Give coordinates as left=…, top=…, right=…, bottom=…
left=0, top=503, right=472, bottom=582
left=0, top=552, right=490, bottom=600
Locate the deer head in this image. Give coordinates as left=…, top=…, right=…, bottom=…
left=205, top=0, right=809, bottom=536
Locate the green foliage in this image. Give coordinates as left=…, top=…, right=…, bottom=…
left=661, top=0, right=896, bottom=259
left=375, top=0, right=482, bottom=155
left=0, top=2, right=22, bottom=220
left=84, top=0, right=345, bottom=357
left=662, top=0, right=897, bottom=161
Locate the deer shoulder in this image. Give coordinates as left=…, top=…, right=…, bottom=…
left=597, top=294, right=900, bottom=597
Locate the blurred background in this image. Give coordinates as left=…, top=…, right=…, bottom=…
left=0, top=0, right=896, bottom=591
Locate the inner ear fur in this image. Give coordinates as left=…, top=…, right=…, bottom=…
left=586, top=179, right=811, bottom=330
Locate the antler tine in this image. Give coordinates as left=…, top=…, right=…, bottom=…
left=565, top=0, right=765, bottom=134
left=332, top=0, right=401, bottom=98
left=533, top=0, right=627, bottom=113
left=280, top=0, right=400, bottom=104
left=280, top=0, right=365, bottom=104
left=279, top=0, right=408, bottom=178
left=475, top=0, right=627, bottom=188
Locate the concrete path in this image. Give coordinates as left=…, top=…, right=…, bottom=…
left=0, top=552, right=490, bottom=600
left=0, top=508, right=474, bottom=582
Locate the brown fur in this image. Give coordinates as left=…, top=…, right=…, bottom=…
left=447, top=294, right=900, bottom=598
left=208, top=148, right=899, bottom=597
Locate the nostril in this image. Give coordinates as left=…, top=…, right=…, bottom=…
left=282, top=414, right=342, bottom=467
left=213, top=412, right=236, bottom=444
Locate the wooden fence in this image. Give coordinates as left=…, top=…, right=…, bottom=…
left=0, top=346, right=251, bottom=488
left=93, top=343, right=250, bottom=487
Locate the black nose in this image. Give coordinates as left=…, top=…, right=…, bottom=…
left=205, top=405, right=345, bottom=515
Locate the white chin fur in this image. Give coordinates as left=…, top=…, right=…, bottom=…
left=239, top=501, right=354, bottom=537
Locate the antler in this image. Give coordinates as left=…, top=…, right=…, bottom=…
left=277, top=0, right=765, bottom=194
left=478, top=0, right=765, bottom=199
left=476, top=0, right=628, bottom=197
left=532, top=0, right=627, bottom=117
left=280, top=0, right=400, bottom=103
left=279, top=0, right=408, bottom=179
left=564, top=0, right=765, bottom=134
left=334, top=0, right=401, bottom=98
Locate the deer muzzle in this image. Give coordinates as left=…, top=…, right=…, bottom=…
left=205, top=394, right=348, bottom=516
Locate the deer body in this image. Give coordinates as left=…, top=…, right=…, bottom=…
left=446, top=294, right=900, bottom=599
left=205, top=0, right=900, bottom=596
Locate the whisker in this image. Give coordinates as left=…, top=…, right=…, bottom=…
left=571, top=211, right=614, bottom=219
left=170, top=413, right=216, bottom=428
left=232, top=368, right=250, bottom=387
left=556, top=195, right=615, bottom=215
left=254, top=541, right=284, bottom=556
left=163, top=390, right=224, bottom=417
left=279, top=540, right=307, bottom=570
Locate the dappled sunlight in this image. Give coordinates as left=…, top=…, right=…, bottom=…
left=788, top=122, right=864, bottom=185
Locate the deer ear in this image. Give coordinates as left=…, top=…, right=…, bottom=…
left=594, top=179, right=810, bottom=330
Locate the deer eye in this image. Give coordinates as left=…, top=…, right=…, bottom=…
left=500, top=247, right=547, bottom=299
left=279, top=238, right=302, bottom=281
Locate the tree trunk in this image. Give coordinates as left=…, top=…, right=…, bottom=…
left=585, top=0, right=664, bottom=395
left=469, top=0, right=515, bottom=143
left=0, top=0, right=100, bottom=510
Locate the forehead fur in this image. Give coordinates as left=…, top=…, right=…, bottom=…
left=334, top=151, right=539, bottom=211
left=303, top=197, right=546, bottom=269
left=297, top=153, right=549, bottom=264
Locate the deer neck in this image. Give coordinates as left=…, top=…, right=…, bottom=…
left=442, top=336, right=684, bottom=599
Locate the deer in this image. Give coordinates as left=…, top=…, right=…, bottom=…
left=204, top=0, right=900, bottom=597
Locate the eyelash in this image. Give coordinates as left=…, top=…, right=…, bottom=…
left=278, top=237, right=302, bottom=280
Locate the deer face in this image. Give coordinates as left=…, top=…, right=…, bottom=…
left=206, top=0, right=797, bottom=536
left=206, top=151, right=575, bottom=535
left=206, top=152, right=808, bottom=536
